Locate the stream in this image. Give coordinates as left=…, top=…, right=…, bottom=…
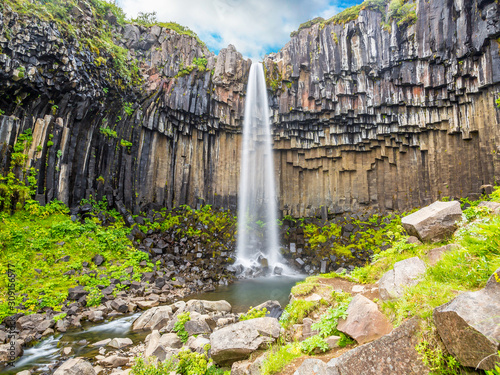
left=2, top=275, right=302, bottom=374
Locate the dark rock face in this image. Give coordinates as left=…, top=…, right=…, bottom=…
left=0, top=0, right=499, bottom=215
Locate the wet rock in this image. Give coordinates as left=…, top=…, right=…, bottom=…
left=107, top=338, right=133, bottom=349
left=401, top=201, right=462, bottom=242
left=132, top=305, right=172, bottom=331
left=91, top=338, right=112, bottom=347
left=62, top=346, right=73, bottom=356
left=54, top=358, right=96, bottom=375
left=293, top=358, right=327, bottom=375
left=379, top=257, right=426, bottom=300
left=210, top=317, right=281, bottom=365
left=433, top=268, right=500, bottom=370
left=327, top=318, right=429, bottom=374
left=337, top=295, right=392, bottom=344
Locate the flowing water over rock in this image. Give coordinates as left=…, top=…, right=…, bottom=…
left=236, top=62, right=287, bottom=275
left=2, top=313, right=146, bottom=374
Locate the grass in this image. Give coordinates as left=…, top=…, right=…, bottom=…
left=0, top=199, right=153, bottom=322
left=260, top=342, right=302, bottom=375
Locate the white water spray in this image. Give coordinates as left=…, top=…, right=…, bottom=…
left=236, top=62, right=284, bottom=273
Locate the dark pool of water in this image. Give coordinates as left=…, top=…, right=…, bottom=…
left=1, top=275, right=303, bottom=374
left=185, top=275, right=305, bottom=313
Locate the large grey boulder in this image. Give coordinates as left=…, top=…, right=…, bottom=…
left=210, top=317, right=281, bottom=366
left=327, top=318, right=429, bottom=374
left=337, top=295, right=392, bottom=344
left=293, top=358, right=328, bottom=375
left=401, top=201, right=462, bottom=242
left=107, top=337, right=133, bottom=349
left=54, top=358, right=96, bottom=375
left=132, top=305, right=172, bottom=331
left=433, top=268, right=500, bottom=370
left=379, top=257, right=426, bottom=300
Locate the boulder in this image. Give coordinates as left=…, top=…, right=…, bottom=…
left=327, top=318, right=429, bottom=374
left=54, top=358, right=96, bottom=375
left=337, top=295, right=392, bottom=344
left=110, top=299, right=128, bottom=313
left=184, top=319, right=212, bottom=336
left=91, top=339, right=111, bottom=347
left=210, top=317, right=281, bottom=365
left=132, top=305, right=172, bottom=331
left=293, top=358, right=328, bottom=375
left=159, top=333, right=182, bottom=349
left=136, top=300, right=159, bottom=309
left=67, top=286, right=89, bottom=300
left=107, top=338, right=133, bottom=349
left=252, top=300, right=282, bottom=318
left=433, top=268, right=500, bottom=370
left=401, top=201, right=462, bottom=242
left=378, top=257, right=426, bottom=300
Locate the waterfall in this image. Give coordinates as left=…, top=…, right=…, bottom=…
left=235, top=62, right=284, bottom=275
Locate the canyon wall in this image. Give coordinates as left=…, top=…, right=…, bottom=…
left=0, top=0, right=499, bottom=216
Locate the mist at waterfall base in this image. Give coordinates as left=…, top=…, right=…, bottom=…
left=234, top=62, right=294, bottom=278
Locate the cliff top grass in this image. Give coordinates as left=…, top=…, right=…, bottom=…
left=290, top=0, right=416, bottom=36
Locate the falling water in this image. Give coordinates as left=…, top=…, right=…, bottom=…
left=236, top=62, right=282, bottom=273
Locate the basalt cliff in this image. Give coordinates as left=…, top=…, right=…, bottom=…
left=0, top=0, right=499, bottom=217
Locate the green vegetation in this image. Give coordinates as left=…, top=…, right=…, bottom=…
left=173, top=311, right=191, bottom=343
left=176, top=57, right=208, bottom=78
left=0, top=129, right=37, bottom=212
left=299, top=335, right=329, bottom=354
left=0, top=198, right=154, bottom=322
left=290, top=281, right=317, bottom=296
left=131, top=351, right=229, bottom=375
left=131, top=11, right=205, bottom=47
left=279, top=299, right=321, bottom=329
left=123, top=102, right=134, bottom=116
left=100, top=126, right=118, bottom=139
left=290, top=0, right=416, bottom=36
left=260, top=343, right=302, bottom=375
left=239, top=306, right=267, bottom=321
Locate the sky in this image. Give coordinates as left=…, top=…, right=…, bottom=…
left=118, top=0, right=361, bottom=60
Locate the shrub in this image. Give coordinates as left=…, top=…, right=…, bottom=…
left=239, top=306, right=267, bottom=321
left=173, top=312, right=191, bottom=343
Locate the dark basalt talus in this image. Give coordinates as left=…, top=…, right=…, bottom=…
left=0, top=0, right=499, bottom=216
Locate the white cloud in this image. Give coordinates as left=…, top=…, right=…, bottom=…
left=118, top=0, right=348, bottom=60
